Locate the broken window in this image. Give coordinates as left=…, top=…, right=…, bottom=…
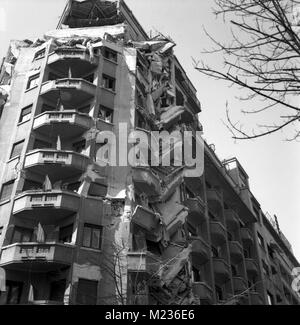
left=59, top=224, right=73, bottom=243
left=0, top=181, right=14, bottom=201
left=88, top=182, right=107, bottom=197
left=26, top=73, right=40, bottom=90
left=76, top=279, right=98, bottom=305
left=10, top=140, right=25, bottom=159
left=50, top=279, right=66, bottom=302
left=103, top=48, right=118, bottom=63
left=82, top=224, right=103, bottom=250
left=98, top=105, right=113, bottom=123
left=102, top=74, right=115, bottom=91
left=19, top=105, right=32, bottom=123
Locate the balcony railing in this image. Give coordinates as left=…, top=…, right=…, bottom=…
left=184, top=197, right=206, bottom=226
left=24, top=149, right=90, bottom=181
left=245, top=258, right=259, bottom=275
left=127, top=251, right=161, bottom=277
left=0, top=242, right=74, bottom=271
left=40, top=79, right=96, bottom=106
left=132, top=166, right=161, bottom=197
left=33, top=110, right=92, bottom=139
left=213, top=258, right=230, bottom=284
left=191, top=236, right=210, bottom=267
left=13, top=190, right=80, bottom=222
left=192, top=282, right=213, bottom=304
left=241, top=228, right=254, bottom=243
left=228, top=241, right=244, bottom=263
left=131, top=205, right=162, bottom=242
left=48, top=48, right=98, bottom=76
left=210, top=221, right=227, bottom=245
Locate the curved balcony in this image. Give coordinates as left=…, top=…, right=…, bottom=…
left=48, top=48, right=98, bottom=76
left=24, top=149, right=90, bottom=181
left=241, top=228, right=254, bottom=244
left=184, top=197, right=206, bottom=226
left=0, top=242, right=74, bottom=271
left=132, top=166, right=161, bottom=197
left=33, top=110, right=92, bottom=139
left=191, top=236, right=210, bottom=268
left=224, top=209, right=239, bottom=229
left=131, top=205, right=162, bottom=242
left=13, top=190, right=80, bottom=222
left=228, top=241, right=244, bottom=263
left=192, top=282, right=213, bottom=305
left=213, top=258, right=230, bottom=284
left=210, top=221, right=227, bottom=245
left=40, top=79, right=96, bottom=107
left=232, top=277, right=247, bottom=294
left=245, top=258, right=259, bottom=276
left=127, top=251, right=161, bottom=277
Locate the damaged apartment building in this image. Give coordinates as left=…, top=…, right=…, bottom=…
left=0, top=0, right=299, bottom=305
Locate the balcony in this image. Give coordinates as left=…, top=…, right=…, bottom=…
left=127, top=251, right=161, bottom=277
left=0, top=242, right=74, bottom=271
left=24, top=149, right=90, bottom=181
left=13, top=190, right=80, bottom=222
left=224, top=209, right=239, bottom=229
left=241, top=228, right=254, bottom=243
left=40, top=79, right=96, bottom=106
left=249, top=291, right=263, bottom=305
left=192, top=282, right=213, bottom=304
left=210, top=221, right=227, bottom=245
left=228, top=241, right=244, bottom=263
left=191, top=236, right=210, bottom=268
left=33, top=110, right=92, bottom=139
left=207, top=189, right=223, bottom=207
left=232, top=277, right=247, bottom=294
left=131, top=205, right=162, bottom=242
left=132, top=166, right=161, bottom=197
left=184, top=197, right=206, bottom=226
left=48, top=48, right=98, bottom=76
left=245, top=258, right=259, bottom=275
left=213, top=258, right=230, bottom=284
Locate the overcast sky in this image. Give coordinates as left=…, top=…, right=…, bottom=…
left=0, top=0, right=299, bottom=261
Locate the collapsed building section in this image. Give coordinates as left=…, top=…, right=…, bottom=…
left=0, top=0, right=299, bottom=306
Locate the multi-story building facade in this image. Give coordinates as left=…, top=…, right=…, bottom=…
left=0, top=0, right=298, bottom=305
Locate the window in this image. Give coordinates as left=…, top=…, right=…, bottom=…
left=231, top=264, right=238, bottom=276
left=98, top=105, right=113, bottom=123
left=102, top=74, right=115, bottom=91
left=82, top=224, right=103, bottom=250
left=88, top=182, right=107, bottom=197
left=268, top=244, right=275, bottom=259
left=26, top=73, right=40, bottom=90
left=192, top=267, right=201, bottom=282
left=211, top=246, right=219, bottom=258
left=11, top=226, right=33, bottom=244
left=146, top=240, right=161, bottom=255
left=33, top=139, right=52, bottom=150
left=5, top=281, right=23, bottom=305
left=73, top=140, right=86, bottom=153
left=66, top=182, right=81, bottom=192
left=103, top=48, right=117, bottom=62
left=33, top=48, right=45, bottom=61
left=0, top=226, right=3, bottom=237
left=50, top=279, right=66, bottom=302
left=257, top=232, right=265, bottom=249
left=19, top=105, right=32, bottom=123
left=76, top=279, right=98, bottom=305
left=59, top=225, right=73, bottom=243
left=0, top=181, right=14, bottom=201
left=10, top=140, right=24, bottom=159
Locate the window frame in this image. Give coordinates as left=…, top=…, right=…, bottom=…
left=26, top=73, right=40, bottom=90
left=19, top=105, right=32, bottom=123
left=0, top=180, right=15, bottom=202
left=82, top=223, right=103, bottom=250
left=10, top=140, right=25, bottom=159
